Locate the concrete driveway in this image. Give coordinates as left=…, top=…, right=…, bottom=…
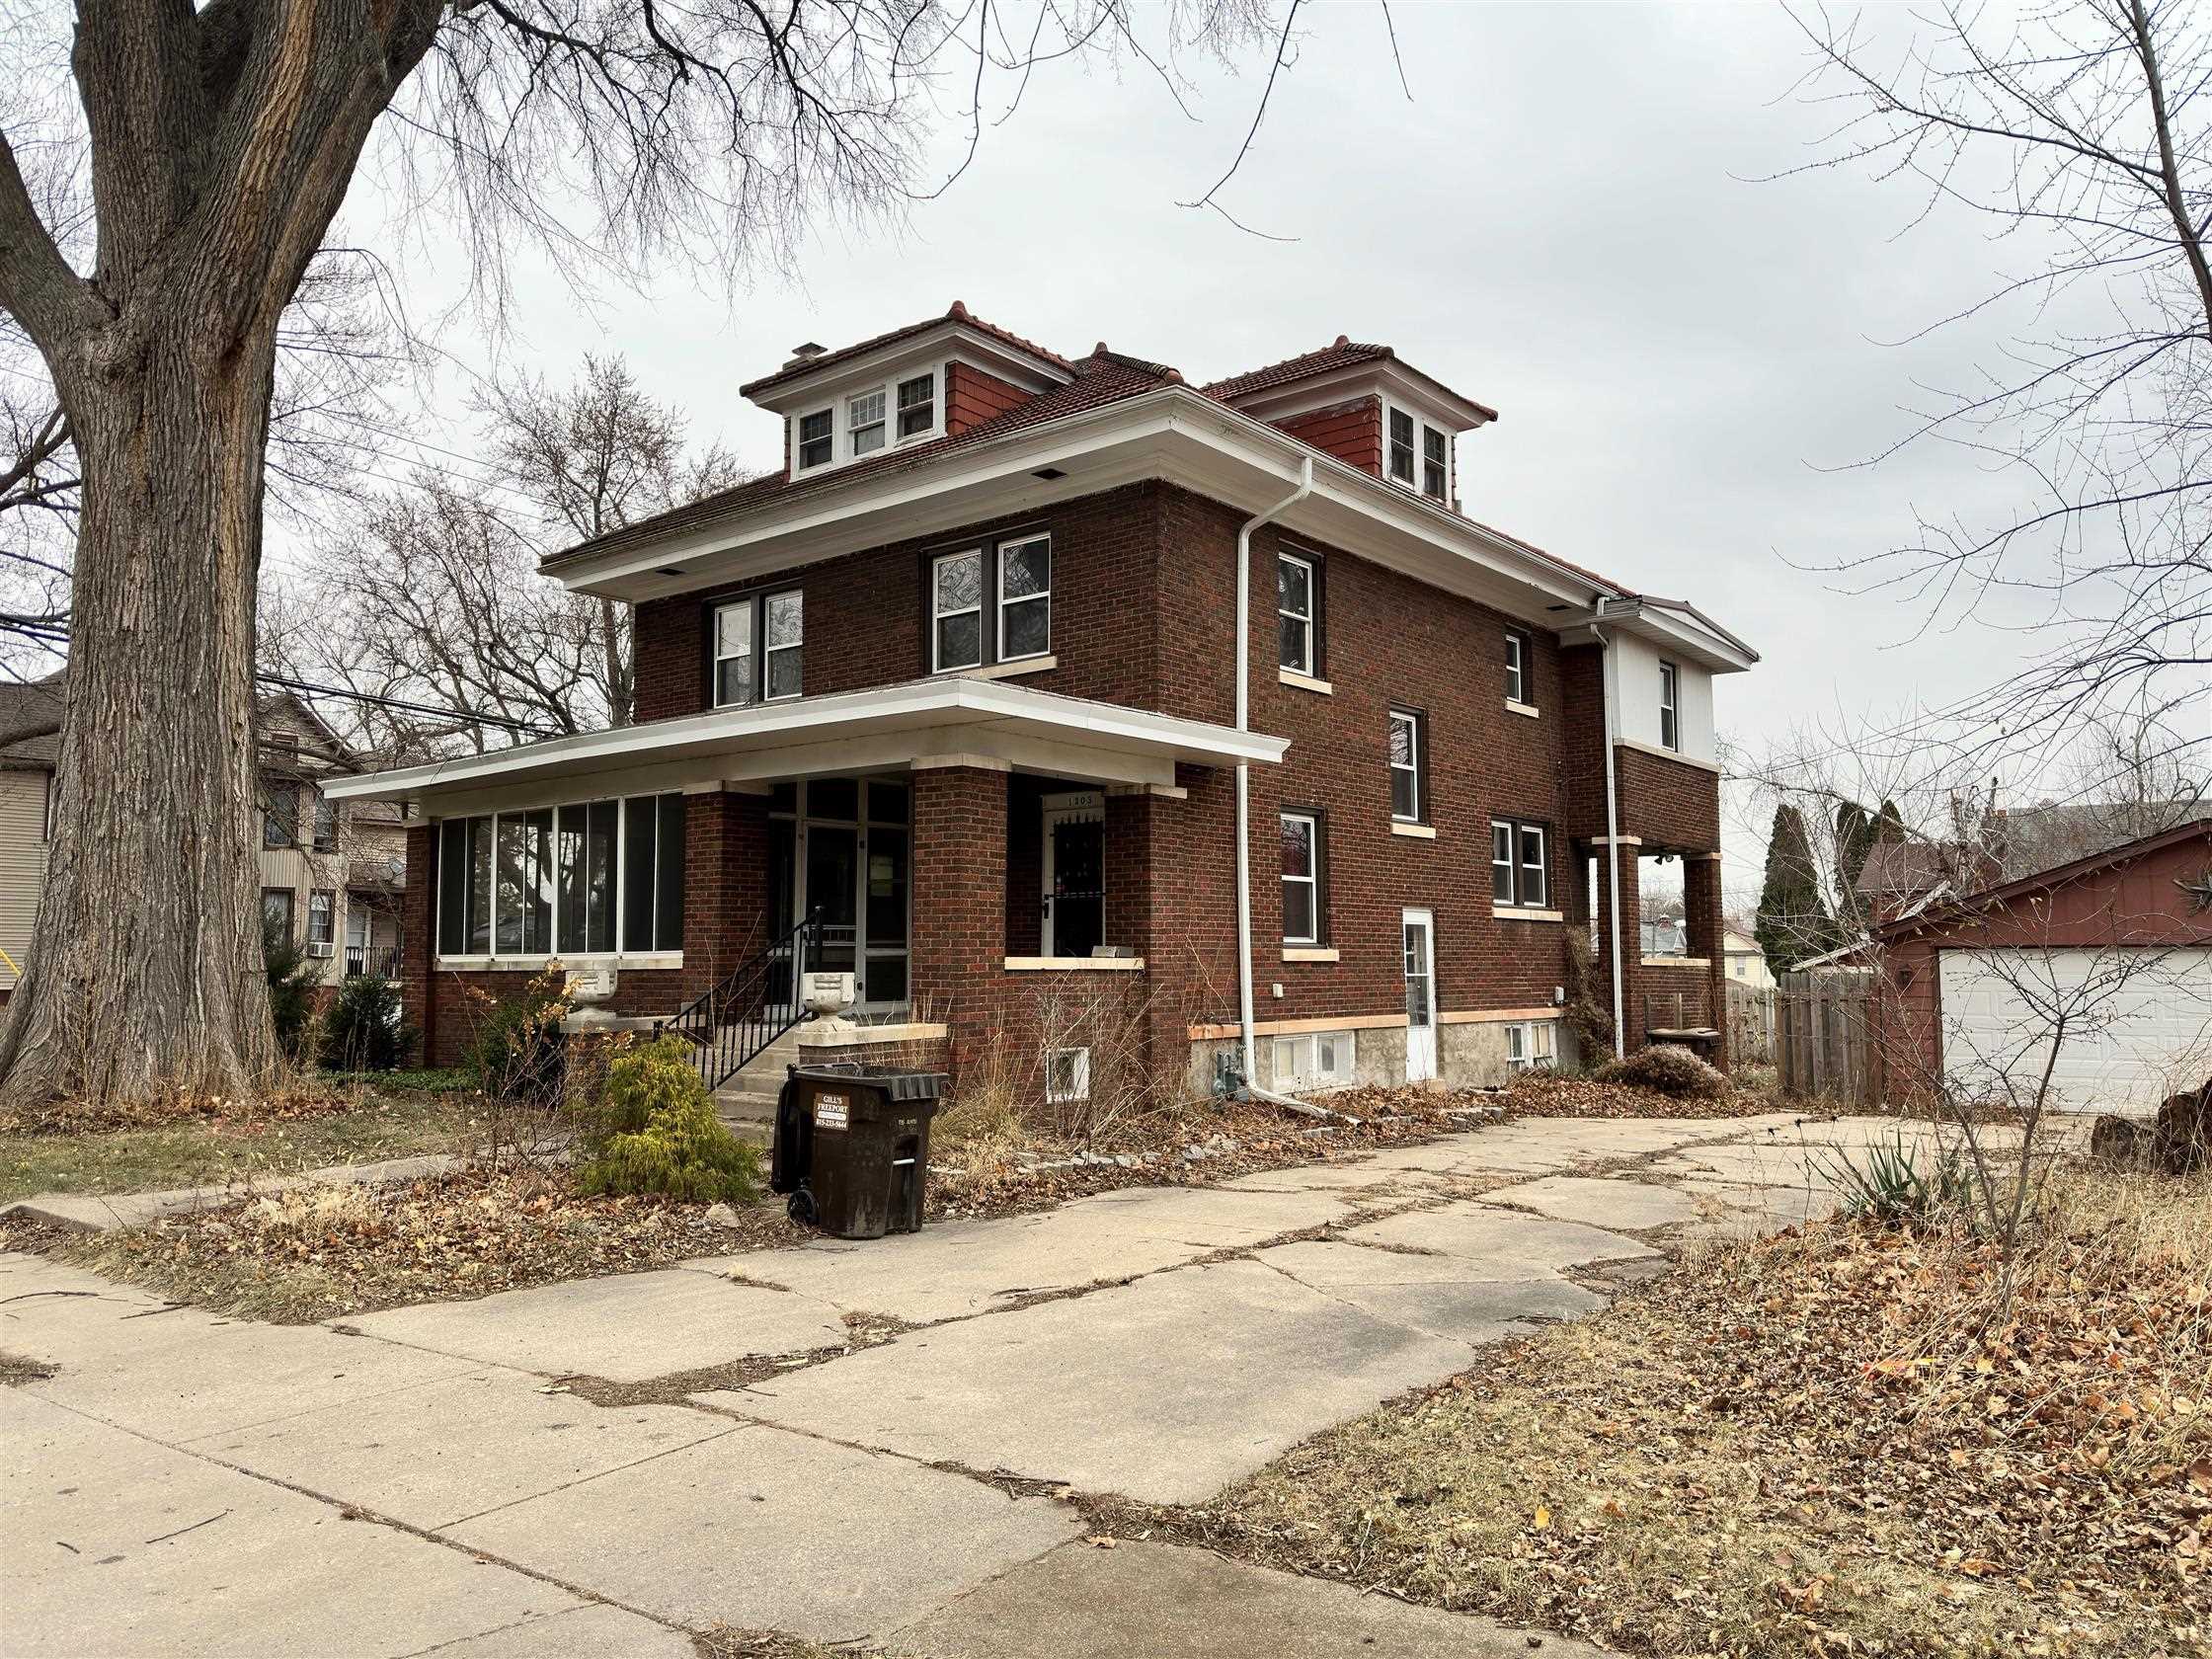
left=0, top=1111, right=1921, bottom=1657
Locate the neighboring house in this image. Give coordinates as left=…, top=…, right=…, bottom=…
left=1869, top=818, right=2212, bottom=1113
left=0, top=675, right=407, bottom=1002
left=331, top=305, right=1758, bottom=1098
left=1722, top=926, right=1773, bottom=989
left=1639, top=917, right=1689, bottom=959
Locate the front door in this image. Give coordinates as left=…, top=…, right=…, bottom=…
left=775, top=777, right=911, bottom=1012
left=1402, top=908, right=1437, bottom=1082
left=1042, top=792, right=1105, bottom=958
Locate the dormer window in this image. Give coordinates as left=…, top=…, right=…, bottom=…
left=1387, top=408, right=1415, bottom=486
left=848, top=389, right=886, bottom=457
left=898, top=373, right=936, bottom=438
left=797, top=409, right=832, bottom=470
left=1422, top=429, right=1448, bottom=500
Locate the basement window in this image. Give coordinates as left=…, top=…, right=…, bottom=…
left=1274, top=1030, right=1355, bottom=1089
left=1046, top=1047, right=1091, bottom=1104
left=1505, top=1020, right=1557, bottom=1072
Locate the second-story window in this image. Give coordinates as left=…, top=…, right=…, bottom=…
left=933, top=549, right=985, bottom=672
left=997, top=534, right=1051, bottom=661
left=1281, top=811, right=1322, bottom=944
left=764, top=590, right=805, bottom=698
left=1491, top=818, right=1550, bottom=908
left=713, top=600, right=754, bottom=706
left=1422, top=428, right=1448, bottom=500
left=263, top=788, right=296, bottom=849
left=847, top=389, right=886, bottom=457
left=1388, top=708, right=1425, bottom=824
left=797, top=409, right=833, bottom=470
left=898, top=373, right=935, bottom=438
left=713, top=588, right=804, bottom=706
left=312, top=794, right=338, bottom=852
left=1277, top=550, right=1316, bottom=675
left=1505, top=629, right=1531, bottom=705
left=1387, top=408, right=1415, bottom=485
left=1659, top=660, right=1680, bottom=750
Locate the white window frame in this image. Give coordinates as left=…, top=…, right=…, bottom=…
left=1490, top=821, right=1515, bottom=904
left=436, top=792, right=686, bottom=964
left=1505, top=629, right=1528, bottom=705
left=1385, top=405, right=1416, bottom=486
left=897, top=372, right=937, bottom=441
left=796, top=408, right=833, bottom=471
left=711, top=598, right=754, bottom=709
left=1388, top=707, right=1422, bottom=824
left=931, top=548, right=985, bottom=673
left=1492, top=818, right=1549, bottom=908
left=1659, top=660, right=1680, bottom=750
left=995, top=533, right=1052, bottom=663
left=1046, top=1046, right=1091, bottom=1104
left=1505, top=1020, right=1556, bottom=1073
left=1277, top=549, right=1316, bottom=675
left=1281, top=810, right=1320, bottom=945
left=1421, top=425, right=1448, bottom=500
left=306, top=889, right=336, bottom=954
left=846, top=388, right=887, bottom=457
left=1519, top=823, right=1548, bottom=908
left=762, top=589, right=804, bottom=702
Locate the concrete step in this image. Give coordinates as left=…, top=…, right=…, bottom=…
left=714, top=1088, right=780, bottom=1122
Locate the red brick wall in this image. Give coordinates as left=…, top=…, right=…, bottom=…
left=909, top=765, right=1009, bottom=1071
left=1273, top=396, right=1382, bottom=477
left=945, top=362, right=1032, bottom=434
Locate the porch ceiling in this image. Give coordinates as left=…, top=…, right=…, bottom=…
left=324, top=678, right=1286, bottom=815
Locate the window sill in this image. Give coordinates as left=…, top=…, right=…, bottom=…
left=1618, top=738, right=1721, bottom=774
left=1505, top=700, right=1540, bottom=720
left=1642, top=955, right=1711, bottom=969
left=1281, top=946, right=1339, bottom=963
left=1003, top=955, right=1146, bottom=972
left=1492, top=906, right=1563, bottom=923
left=948, top=654, right=1057, bottom=682
left=1389, top=822, right=1436, bottom=839
left=1278, top=668, right=1333, bottom=695
left=434, top=953, right=682, bottom=973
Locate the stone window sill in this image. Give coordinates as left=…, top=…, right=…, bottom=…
left=799, top=1020, right=950, bottom=1048
left=1506, top=699, right=1540, bottom=719
left=1390, top=821, right=1437, bottom=839
left=1278, top=668, right=1333, bottom=695
left=1491, top=907, right=1563, bottom=923
left=1003, top=955, right=1146, bottom=972
left=433, top=953, right=682, bottom=973
left=1641, top=955, right=1711, bottom=969
left=1281, top=946, right=1340, bottom=963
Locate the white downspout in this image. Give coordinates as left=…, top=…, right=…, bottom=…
left=1235, top=455, right=1314, bottom=1103
left=1592, top=601, right=1627, bottom=1059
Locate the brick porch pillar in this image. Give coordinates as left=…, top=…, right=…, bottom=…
left=1685, top=851, right=1729, bottom=1069
left=401, top=822, right=436, bottom=1066
left=911, top=761, right=1009, bottom=1077
left=1104, top=788, right=1176, bottom=1083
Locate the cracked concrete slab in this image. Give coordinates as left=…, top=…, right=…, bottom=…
left=424, top=1603, right=697, bottom=1657
left=1478, top=1174, right=1700, bottom=1231
left=897, top=1538, right=1610, bottom=1659
left=713, top=1257, right=1475, bottom=1506
left=446, top=1423, right=1080, bottom=1644
left=195, top=1370, right=739, bottom=1531
left=1248, top=1238, right=1608, bottom=1338
left=340, top=1269, right=849, bottom=1381
left=1343, top=1202, right=1658, bottom=1274
left=1, top=1390, right=592, bottom=1659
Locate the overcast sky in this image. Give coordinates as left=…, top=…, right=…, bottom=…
left=328, top=2, right=2151, bottom=908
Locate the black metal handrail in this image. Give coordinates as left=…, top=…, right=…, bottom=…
left=661, top=908, right=824, bottom=1091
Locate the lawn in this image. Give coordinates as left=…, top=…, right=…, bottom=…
left=1110, top=1160, right=2209, bottom=1659
left=0, top=1084, right=479, bottom=1206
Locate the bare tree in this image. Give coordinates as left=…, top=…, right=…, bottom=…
left=1785, top=0, right=2212, bottom=780
left=0, top=0, right=1289, bottom=1108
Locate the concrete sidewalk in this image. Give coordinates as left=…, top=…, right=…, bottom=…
left=0, top=1110, right=1924, bottom=1657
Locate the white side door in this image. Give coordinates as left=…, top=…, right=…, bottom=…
left=1402, top=908, right=1437, bottom=1083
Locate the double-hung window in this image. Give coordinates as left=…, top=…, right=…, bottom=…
left=932, top=549, right=985, bottom=672
left=1658, top=660, right=1680, bottom=750
left=1280, top=811, right=1323, bottom=944
left=1277, top=550, right=1316, bottom=674
left=1490, top=818, right=1549, bottom=908
left=897, top=373, right=935, bottom=439
left=1505, top=1021, right=1556, bottom=1072
left=312, top=794, right=339, bottom=852
left=847, top=389, right=886, bottom=456
left=307, top=890, right=336, bottom=953
left=263, top=789, right=296, bottom=849
left=996, top=534, right=1051, bottom=661
left=1387, top=708, right=1425, bottom=824
left=261, top=887, right=294, bottom=941
left=1387, top=408, right=1416, bottom=485
left=712, top=589, right=804, bottom=706
left=796, top=409, right=833, bottom=470
left=439, top=794, right=685, bottom=960
left=1422, top=428, right=1448, bottom=500
left=1505, top=629, right=1531, bottom=705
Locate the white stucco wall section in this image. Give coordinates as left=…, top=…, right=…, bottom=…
left=1606, top=630, right=1716, bottom=764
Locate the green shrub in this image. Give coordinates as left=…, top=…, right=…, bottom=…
left=264, top=918, right=322, bottom=1065
left=575, top=1037, right=760, bottom=1203
left=320, top=974, right=416, bottom=1072
left=1592, top=1042, right=1727, bottom=1100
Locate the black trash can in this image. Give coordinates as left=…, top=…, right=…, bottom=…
left=770, top=1064, right=946, bottom=1238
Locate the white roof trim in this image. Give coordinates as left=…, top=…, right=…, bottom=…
left=1555, top=596, right=1759, bottom=674
left=325, top=677, right=1288, bottom=806
left=747, top=321, right=1071, bottom=415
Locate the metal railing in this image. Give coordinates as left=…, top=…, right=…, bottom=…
left=661, top=908, right=823, bottom=1091
left=344, top=944, right=403, bottom=979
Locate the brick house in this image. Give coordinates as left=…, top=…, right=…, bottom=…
left=330, top=305, right=1757, bottom=1102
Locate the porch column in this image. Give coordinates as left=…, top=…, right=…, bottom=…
left=1105, top=788, right=1179, bottom=1081
left=679, top=787, right=771, bottom=997
left=1685, top=851, right=1729, bottom=1069
left=400, top=822, right=436, bottom=1065
left=1585, top=840, right=1642, bottom=1057
left=911, top=761, right=1008, bottom=1075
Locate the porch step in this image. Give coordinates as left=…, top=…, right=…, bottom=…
left=707, top=1024, right=808, bottom=1135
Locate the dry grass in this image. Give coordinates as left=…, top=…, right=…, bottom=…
left=1154, top=1159, right=2210, bottom=1659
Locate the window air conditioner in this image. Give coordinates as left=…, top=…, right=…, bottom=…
left=308, top=942, right=337, bottom=958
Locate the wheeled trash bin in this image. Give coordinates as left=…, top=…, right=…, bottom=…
left=770, top=1064, right=947, bottom=1238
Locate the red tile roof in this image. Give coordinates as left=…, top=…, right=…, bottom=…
left=736, top=301, right=1074, bottom=399
left=1205, top=336, right=1499, bottom=423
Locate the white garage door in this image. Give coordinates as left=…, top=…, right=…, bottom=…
left=1937, top=946, right=2212, bottom=1113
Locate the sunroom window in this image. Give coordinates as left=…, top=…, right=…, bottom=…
left=439, top=794, right=685, bottom=960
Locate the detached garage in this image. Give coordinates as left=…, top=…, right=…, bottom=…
left=1873, top=819, right=2212, bottom=1114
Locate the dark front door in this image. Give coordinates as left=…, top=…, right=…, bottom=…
left=1048, top=818, right=1105, bottom=959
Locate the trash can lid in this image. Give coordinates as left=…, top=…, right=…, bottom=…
left=788, top=1063, right=949, bottom=1102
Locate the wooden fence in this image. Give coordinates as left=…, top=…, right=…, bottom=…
left=1725, top=980, right=1776, bottom=1066
left=1776, top=968, right=1879, bottom=1104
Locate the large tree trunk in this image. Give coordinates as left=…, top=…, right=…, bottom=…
left=0, top=306, right=280, bottom=1105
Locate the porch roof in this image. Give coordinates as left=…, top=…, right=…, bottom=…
left=323, top=678, right=1287, bottom=814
